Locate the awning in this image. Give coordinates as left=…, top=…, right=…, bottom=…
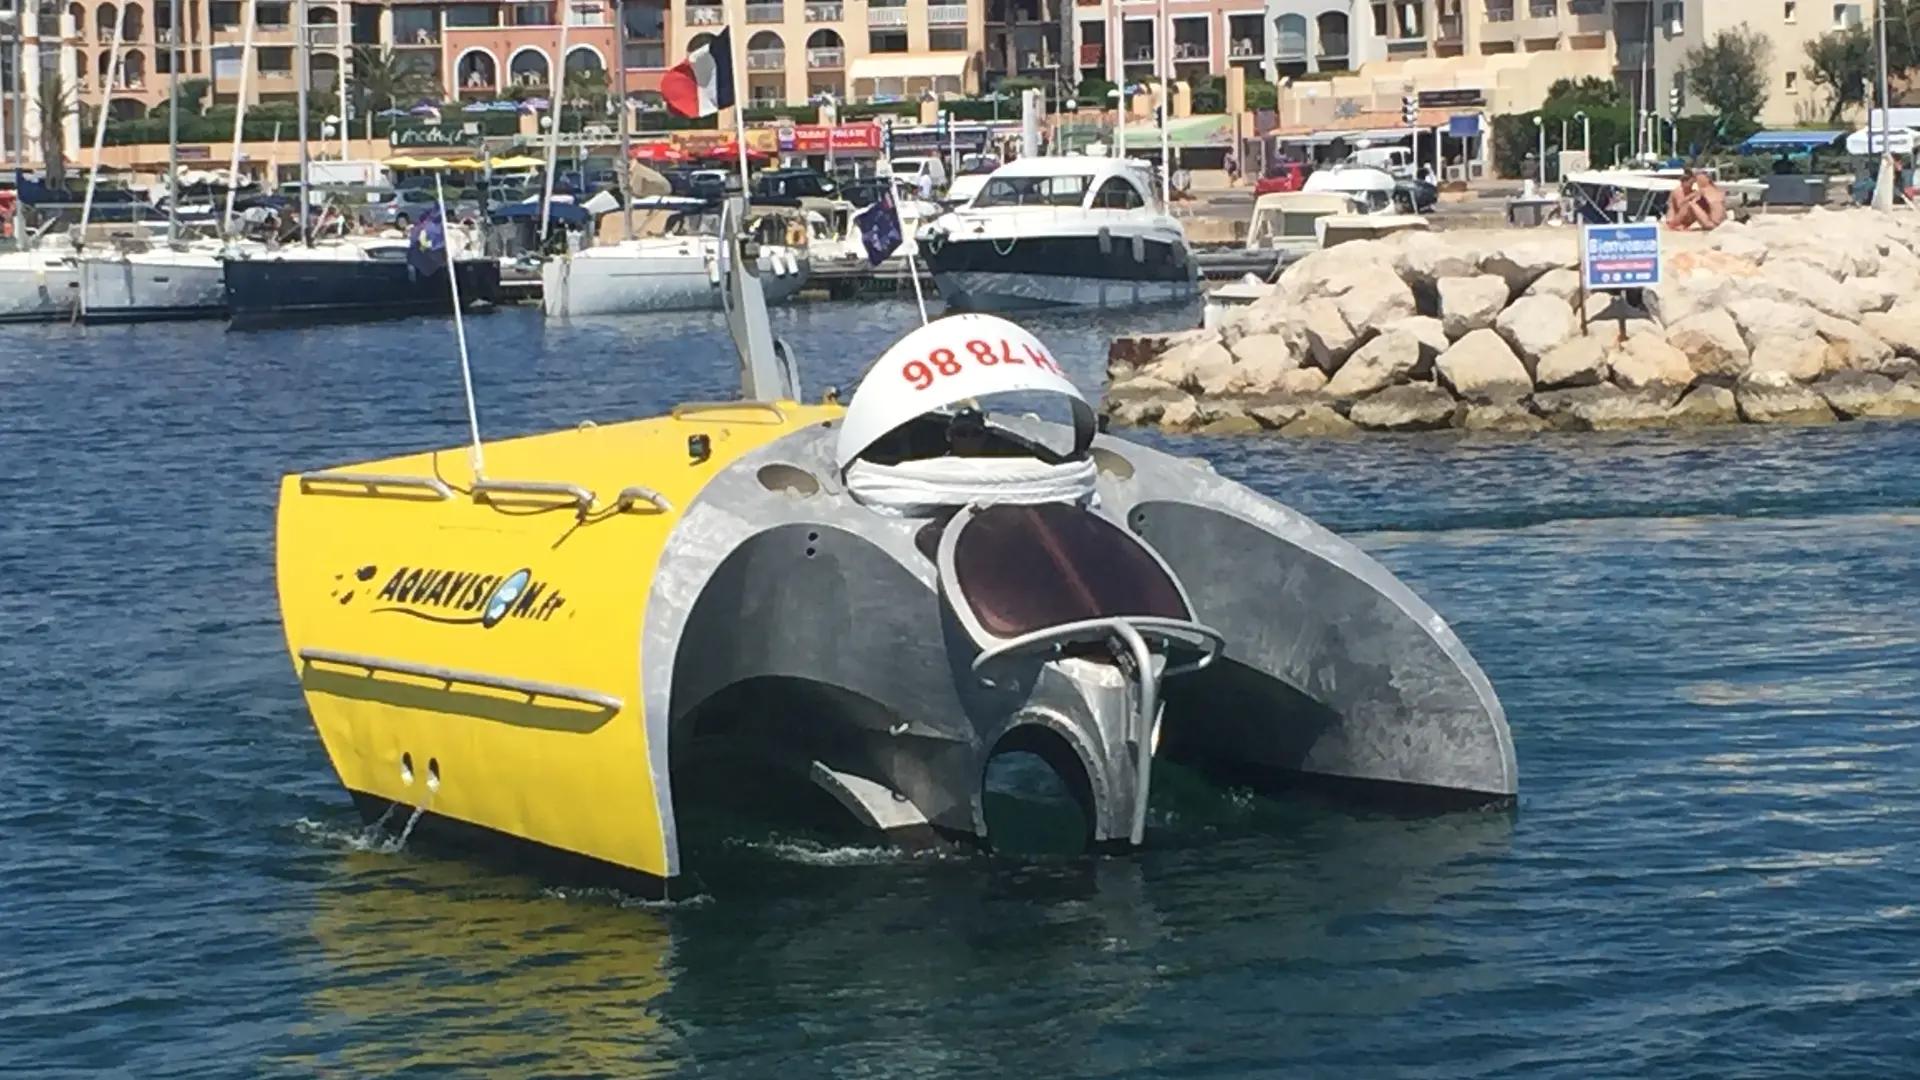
left=849, top=53, right=969, bottom=84
left=1737, top=129, right=1844, bottom=152
left=1116, top=114, right=1233, bottom=150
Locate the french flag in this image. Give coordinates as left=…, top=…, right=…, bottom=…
left=661, top=28, right=736, bottom=118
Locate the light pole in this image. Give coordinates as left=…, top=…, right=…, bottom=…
left=1573, top=109, right=1589, bottom=153
left=1532, top=114, right=1545, bottom=184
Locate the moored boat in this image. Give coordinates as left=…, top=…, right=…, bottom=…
left=224, top=236, right=500, bottom=326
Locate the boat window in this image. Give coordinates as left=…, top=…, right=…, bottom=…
left=971, top=174, right=1091, bottom=209
left=1090, top=177, right=1144, bottom=210
left=950, top=503, right=1189, bottom=639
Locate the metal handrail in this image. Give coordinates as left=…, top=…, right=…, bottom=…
left=614, top=485, right=675, bottom=514
left=299, top=470, right=453, bottom=500
left=299, top=647, right=623, bottom=711
left=670, top=400, right=789, bottom=424
left=970, top=615, right=1224, bottom=678
left=472, top=477, right=595, bottom=510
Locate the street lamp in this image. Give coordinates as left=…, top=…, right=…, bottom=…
left=1532, top=115, right=1546, bottom=184
left=1572, top=109, right=1590, bottom=152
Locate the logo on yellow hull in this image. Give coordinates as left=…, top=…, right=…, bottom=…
left=367, top=565, right=567, bottom=627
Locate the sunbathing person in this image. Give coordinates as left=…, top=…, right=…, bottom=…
left=1664, top=169, right=1728, bottom=231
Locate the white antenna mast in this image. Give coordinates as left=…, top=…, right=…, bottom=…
left=222, top=0, right=258, bottom=236
left=77, top=13, right=125, bottom=242
left=434, top=174, right=484, bottom=478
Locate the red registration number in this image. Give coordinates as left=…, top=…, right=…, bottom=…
left=901, top=338, right=1064, bottom=391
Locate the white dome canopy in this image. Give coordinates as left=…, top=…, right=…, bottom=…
left=833, top=314, right=1096, bottom=471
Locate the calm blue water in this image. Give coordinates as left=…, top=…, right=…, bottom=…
left=3, top=302, right=1918, bottom=1078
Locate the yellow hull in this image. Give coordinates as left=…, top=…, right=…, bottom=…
left=275, top=400, right=843, bottom=891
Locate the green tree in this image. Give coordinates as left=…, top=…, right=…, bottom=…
left=351, top=46, right=436, bottom=138
left=1682, top=24, right=1770, bottom=143
left=1805, top=25, right=1873, bottom=122
left=1544, top=76, right=1621, bottom=109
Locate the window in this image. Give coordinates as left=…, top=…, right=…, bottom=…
left=928, top=28, right=966, bottom=51
left=1371, top=1, right=1389, bottom=36
left=258, top=46, right=292, bottom=73
left=868, top=28, right=907, bottom=51
left=1661, top=1, right=1683, bottom=33
left=1783, top=1, right=1796, bottom=21
left=1833, top=3, right=1861, bottom=28
left=1786, top=70, right=1798, bottom=92
left=1092, top=177, right=1143, bottom=209
left=972, top=173, right=1091, bottom=208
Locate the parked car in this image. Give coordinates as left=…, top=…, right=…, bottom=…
left=753, top=167, right=837, bottom=200
left=1394, top=179, right=1438, bottom=213
left=1253, top=160, right=1313, bottom=197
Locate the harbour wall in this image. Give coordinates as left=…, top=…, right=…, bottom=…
left=1104, top=209, right=1920, bottom=437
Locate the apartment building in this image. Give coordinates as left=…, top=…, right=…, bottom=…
left=1629, top=0, right=1873, bottom=127
left=1072, top=0, right=1270, bottom=92
left=59, top=0, right=986, bottom=118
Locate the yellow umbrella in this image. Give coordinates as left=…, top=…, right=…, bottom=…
left=445, top=158, right=486, bottom=169
left=490, top=154, right=546, bottom=169
left=384, top=155, right=429, bottom=168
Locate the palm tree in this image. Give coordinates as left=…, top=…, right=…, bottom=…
left=351, top=46, right=435, bottom=139
left=564, top=66, right=610, bottom=117
left=37, top=69, right=75, bottom=191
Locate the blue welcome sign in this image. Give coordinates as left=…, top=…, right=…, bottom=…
left=1582, top=222, right=1662, bottom=291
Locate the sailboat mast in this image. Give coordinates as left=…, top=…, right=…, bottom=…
left=10, top=0, right=25, bottom=199
left=166, top=0, right=180, bottom=244
left=296, top=0, right=310, bottom=244
left=222, top=0, right=257, bottom=235
left=335, top=0, right=347, bottom=160
left=1156, top=0, right=1167, bottom=205
left=614, top=0, right=631, bottom=241
left=78, top=17, right=125, bottom=241
left=538, top=0, right=573, bottom=243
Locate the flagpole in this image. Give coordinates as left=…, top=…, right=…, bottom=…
left=727, top=5, right=749, bottom=192
left=897, top=182, right=928, bottom=324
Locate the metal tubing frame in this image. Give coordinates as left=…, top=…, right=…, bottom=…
left=299, top=470, right=454, bottom=499
left=299, top=647, right=623, bottom=711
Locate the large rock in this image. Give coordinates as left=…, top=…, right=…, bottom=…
left=1332, top=270, right=1418, bottom=332
left=1813, top=313, right=1895, bottom=374
left=1349, top=382, right=1459, bottom=431
left=1159, top=396, right=1203, bottom=431
left=1524, top=267, right=1584, bottom=305
left=1277, top=367, right=1330, bottom=396
left=1762, top=259, right=1864, bottom=321
left=1437, top=328, right=1535, bottom=403
left=1480, top=234, right=1578, bottom=296
left=1814, top=371, right=1898, bottom=419
left=1609, top=333, right=1695, bottom=391
left=1748, top=335, right=1830, bottom=383
left=1246, top=395, right=1312, bottom=429
left=1665, top=309, right=1750, bottom=379
left=1727, top=297, right=1819, bottom=351
left=1438, top=274, right=1511, bottom=339
left=1647, top=248, right=1765, bottom=326
left=1301, top=297, right=1364, bottom=371
left=1142, top=335, right=1229, bottom=392
left=1533, top=384, right=1678, bottom=431
left=1390, top=230, right=1485, bottom=287
left=1384, top=315, right=1450, bottom=371
left=1852, top=375, right=1920, bottom=418
left=1667, top=384, right=1741, bottom=427
left=1278, top=405, right=1360, bottom=437
left=1494, top=294, right=1576, bottom=373
left=1324, top=329, right=1423, bottom=399
left=1736, top=376, right=1838, bottom=425
left=1862, top=306, right=1920, bottom=357
left=1536, top=334, right=1610, bottom=389
left=1462, top=403, right=1551, bottom=433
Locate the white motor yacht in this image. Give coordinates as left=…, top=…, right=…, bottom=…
left=0, top=248, right=83, bottom=322
left=916, top=157, right=1198, bottom=311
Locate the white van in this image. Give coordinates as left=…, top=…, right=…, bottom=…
left=886, top=155, right=949, bottom=193
left=1349, top=146, right=1415, bottom=181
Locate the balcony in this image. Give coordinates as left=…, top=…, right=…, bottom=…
left=395, top=27, right=442, bottom=46
left=1274, top=28, right=1307, bottom=59
left=1528, top=0, right=1556, bottom=15
left=625, top=42, right=666, bottom=67
left=686, top=4, right=723, bottom=26
left=746, top=47, right=785, bottom=70
left=1317, top=33, right=1348, bottom=59
left=867, top=6, right=907, bottom=27
left=1227, top=38, right=1261, bottom=59
left=1569, top=0, right=1605, bottom=10
left=927, top=4, right=967, bottom=25
left=1171, top=40, right=1208, bottom=61
left=806, top=45, right=843, bottom=68
left=1484, top=3, right=1514, bottom=20
left=1615, top=39, right=1649, bottom=68
left=1438, top=14, right=1462, bottom=41
left=746, top=3, right=783, bottom=23
left=805, top=1, right=841, bottom=20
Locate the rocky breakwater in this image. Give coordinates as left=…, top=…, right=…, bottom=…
left=1104, top=208, right=1920, bottom=437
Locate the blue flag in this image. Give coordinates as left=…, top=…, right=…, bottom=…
left=408, top=204, right=448, bottom=278
left=855, top=188, right=902, bottom=267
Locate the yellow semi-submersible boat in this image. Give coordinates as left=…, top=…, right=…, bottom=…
left=275, top=211, right=1516, bottom=896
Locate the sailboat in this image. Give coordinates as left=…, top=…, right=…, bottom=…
left=74, top=0, right=230, bottom=322
left=0, top=7, right=82, bottom=321
left=220, top=0, right=499, bottom=324
left=540, top=21, right=808, bottom=318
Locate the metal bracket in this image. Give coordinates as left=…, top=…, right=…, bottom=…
left=298, top=470, right=453, bottom=501
left=299, top=647, right=623, bottom=712
left=670, top=401, right=789, bottom=424
left=472, top=477, right=595, bottom=511
left=614, top=485, right=675, bottom=514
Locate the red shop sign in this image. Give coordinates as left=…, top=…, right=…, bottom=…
left=781, top=123, right=882, bottom=153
